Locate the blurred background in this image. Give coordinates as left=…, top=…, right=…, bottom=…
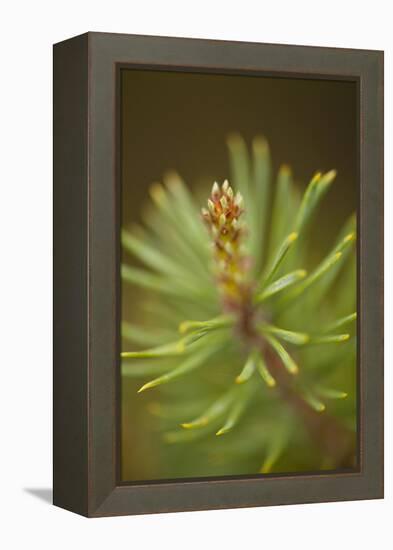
left=120, top=68, right=358, bottom=482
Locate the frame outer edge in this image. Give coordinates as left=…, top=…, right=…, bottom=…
left=53, top=33, right=90, bottom=517
left=357, top=49, right=384, bottom=500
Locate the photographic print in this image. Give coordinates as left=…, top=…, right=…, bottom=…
left=120, top=69, right=358, bottom=482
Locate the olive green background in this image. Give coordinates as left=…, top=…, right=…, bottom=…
left=121, top=69, right=357, bottom=230
left=120, top=69, right=357, bottom=481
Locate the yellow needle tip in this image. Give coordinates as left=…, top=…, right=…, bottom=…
left=290, top=365, right=299, bottom=375
left=137, top=381, right=156, bottom=393
left=288, top=232, right=298, bottom=243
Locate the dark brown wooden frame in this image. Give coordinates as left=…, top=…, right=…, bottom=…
left=53, top=32, right=383, bottom=517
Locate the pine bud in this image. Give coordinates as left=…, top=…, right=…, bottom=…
left=207, top=199, right=215, bottom=214
left=220, top=196, right=228, bottom=210
left=211, top=182, right=220, bottom=199
left=202, top=180, right=252, bottom=312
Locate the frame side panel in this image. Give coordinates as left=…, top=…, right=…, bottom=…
left=359, top=51, right=384, bottom=495
left=53, top=34, right=89, bottom=516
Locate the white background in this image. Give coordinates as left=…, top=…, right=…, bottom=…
left=0, top=1, right=390, bottom=548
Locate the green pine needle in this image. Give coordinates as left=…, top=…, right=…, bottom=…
left=264, top=333, right=299, bottom=375
left=256, top=269, right=307, bottom=302
left=256, top=354, right=276, bottom=388
left=216, top=386, right=252, bottom=435
left=294, top=170, right=336, bottom=233
left=137, top=345, right=218, bottom=393
left=323, top=312, right=357, bottom=333
left=261, top=324, right=310, bottom=345
left=260, top=232, right=298, bottom=288
left=181, top=388, right=235, bottom=429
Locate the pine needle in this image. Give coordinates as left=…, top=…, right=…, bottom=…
left=278, top=232, right=355, bottom=306
left=216, top=386, right=252, bottom=435
left=260, top=425, right=289, bottom=473
left=261, top=324, right=309, bottom=345
left=178, top=315, right=233, bottom=335
left=316, top=387, right=348, bottom=400
left=256, top=269, right=307, bottom=302
left=260, top=232, right=298, bottom=288
left=308, top=334, right=350, bottom=345
left=303, top=392, right=326, bottom=413
left=294, top=170, right=336, bottom=233
left=121, top=340, right=186, bottom=359
left=264, top=333, right=299, bottom=375
left=181, top=389, right=235, bottom=429
left=323, top=312, right=357, bottom=333
left=256, top=354, right=276, bottom=388
left=235, top=353, right=257, bottom=384
left=137, top=345, right=218, bottom=392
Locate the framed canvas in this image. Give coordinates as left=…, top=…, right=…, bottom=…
left=53, top=32, right=384, bottom=517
